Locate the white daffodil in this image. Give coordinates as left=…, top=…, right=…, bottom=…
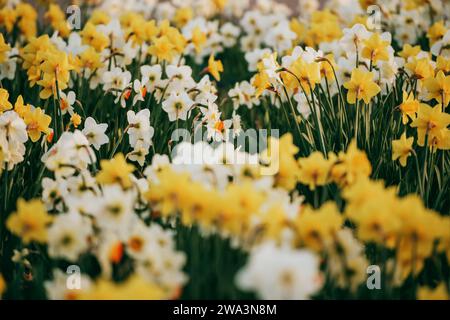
left=162, top=91, right=193, bottom=121
left=82, top=117, right=109, bottom=150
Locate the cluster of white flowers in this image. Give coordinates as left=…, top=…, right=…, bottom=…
left=236, top=242, right=323, bottom=300
left=40, top=134, right=187, bottom=298
left=126, top=109, right=154, bottom=166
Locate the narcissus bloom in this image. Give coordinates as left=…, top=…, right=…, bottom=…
left=361, top=33, right=390, bottom=63
left=80, top=23, right=109, bottom=52
left=6, top=199, right=53, bottom=244
left=398, top=44, right=421, bottom=60
left=191, top=26, right=207, bottom=54
left=96, top=153, right=135, bottom=188
left=405, top=57, right=434, bottom=80
left=423, top=71, right=450, bottom=107
left=296, top=202, right=343, bottom=252
left=148, top=36, right=176, bottom=62
left=297, top=151, right=332, bottom=190
left=208, top=54, right=224, bottom=81
left=398, top=91, right=420, bottom=124
left=343, top=67, right=380, bottom=104
left=0, top=33, right=10, bottom=64
left=70, top=113, right=82, bottom=128
left=392, top=133, right=414, bottom=167
left=23, top=107, right=52, bottom=142
left=427, top=20, right=447, bottom=45
left=410, top=103, right=450, bottom=148
left=0, top=88, right=12, bottom=113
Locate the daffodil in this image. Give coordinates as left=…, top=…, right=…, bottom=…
left=148, top=36, right=176, bottom=62
left=392, top=133, right=414, bottom=167
left=405, top=57, right=434, bottom=81
left=423, top=71, right=450, bottom=107
left=0, top=33, right=10, bottom=64
left=191, top=27, right=207, bottom=53
left=207, top=54, right=224, bottom=81
left=427, top=20, right=447, bottom=45
left=330, top=140, right=372, bottom=187
left=6, top=199, right=53, bottom=244
left=80, top=22, right=109, bottom=52
left=0, top=88, right=12, bottom=113
left=343, top=67, right=380, bottom=104
left=286, top=58, right=321, bottom=94
left=297, top=151, right=332, bottom=190
left=410, top=103, right=450, bottom=147
left=436, top=56, right=450, bottom=74
left=296, top=202, right=343, bottom=251
left=78, top=46, right=103, bottom=71
left=174, top=7, right=193, bottom=27
left=23, top=107, right=52, bottom=142
left=361, top=33, right=390, bottom=63
left=96, top=153, right=135, bottom=188
left=398, top=91, right=420, bottom=124
left=70, top=113, right=82, bottom=128
left=398, top=44, right=421, bottom=60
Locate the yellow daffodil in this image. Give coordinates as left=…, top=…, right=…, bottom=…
left=23, top=107, right=52, bottom=142
left=0, top=7, right=17, bottom=32
left=405, top=57, right=434, bottom=80
left=362, top=33, right=390, bottom=63
left=212, top=0, right=228, bottom=10
left=392, top=133, right=414, bottom=167
left=174, top=7, right=193, bottom=27
left=252, top=71, right=271, bottom=98
left=13, top=95, right=29, bottom=118
left=343, top=67, right=380, bottom=104
left=88, top=10, right=111, bottom=26
left=0, top=33, right=10, bottom=64
left=423, top=71, right=450, bottom=107
left=290, top=18, right=306, bottom=44
left=207, top=54, right=224, bottom=81
left=96, top=153, right=135, bottom=188
left=436, top=56, right=450, bottom=74
left=427, top=20, right=447, bottom=45
left=148, top=36, right=176, bottom=62
left=45, top=4, right=70, bottom=37
left=80, top=22, right=109, bottom=52
left=398, top=91, right=420, bottom=124
left=15, top=3, right=37, bottom=39
left=191, top=27, right=207, bottom=54
left=0, top=88, right=13, bottom=113
left=297, top=151, right=332, bottom=190
left=410, top=103, right=450, bottom=147
left=287, top=58, right=321, bottom=94
left=398, top=44, right=421, bottom=60
left=296, top=202, right=343, bottom=252
left=6, top=199, right=53, bottom=244
left=71, top=113, right=82, bottom=128
left=330, top=140, right=372, bottom=187
left=319, top=54, right=337, bottom=81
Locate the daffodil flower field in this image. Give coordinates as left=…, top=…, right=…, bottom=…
left=0, top=0, right=449, bottom=300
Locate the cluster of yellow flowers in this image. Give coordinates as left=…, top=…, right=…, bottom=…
left=0, top=3, right=37, bottom=39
